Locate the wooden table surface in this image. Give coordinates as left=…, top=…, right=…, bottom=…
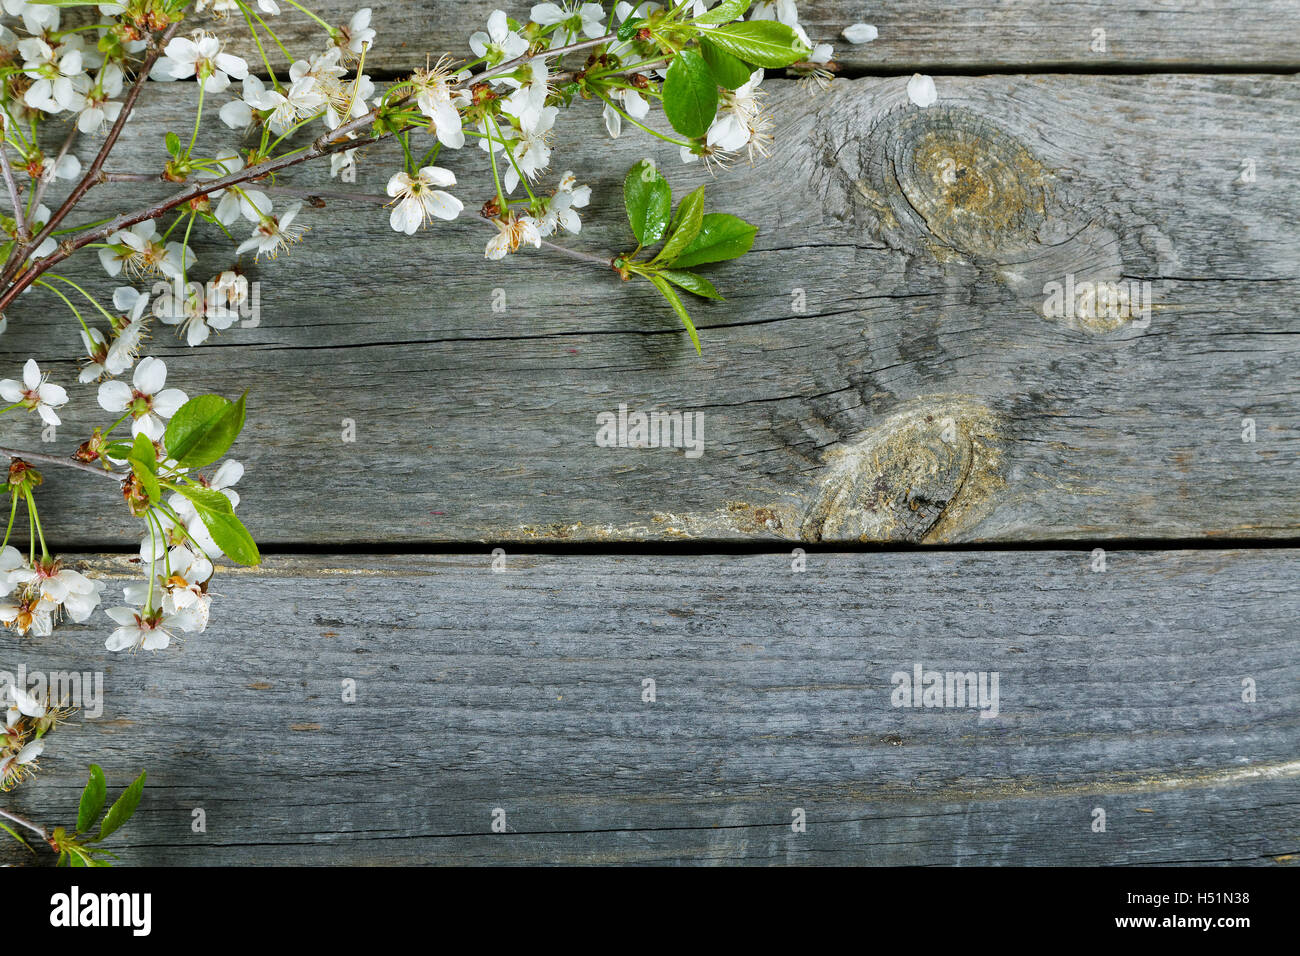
left=1, top=1, right=1296, bottom=865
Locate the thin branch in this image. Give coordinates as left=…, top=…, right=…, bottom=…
left=0, top=447, right=125, bottom=483
left=0, top=134, right=28, bottom=243
left=480, top=32, right=617, bottom=82
left=263, top=186, right=619, bottom=268
left=1, top=19, right=182, bottom=288
left=0, top=806, right=47, bottom=841
left=28, top=122, right=79, bottom=214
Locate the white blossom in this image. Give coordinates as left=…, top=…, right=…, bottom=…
left=96, top=356, right=188, bottom=441
left=157, top=32, right=249, bottom=93
left=530, top=3, right=606, bottom=43
left=386, top=167, right=463, bottom=234
left=0, top=359, right=68, bottom=426
left=236, top=202, right=307, bottom=259
left=470, top=9, right=529, bottom=63
left=485, top=214, right=542, bottom=259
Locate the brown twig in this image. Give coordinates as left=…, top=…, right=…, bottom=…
left=0, top=806, right=47, bottom=842
left=0, top=447, right=125, bottom=483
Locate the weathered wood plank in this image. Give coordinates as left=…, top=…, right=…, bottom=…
left=2, top=549, right=1295, bottom=865
left=3, top=74, right=1294, bottom=546
left=206, top=1, right=1300, bottom=72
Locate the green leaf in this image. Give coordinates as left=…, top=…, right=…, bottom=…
left=165, top=132, right=181, bottom=157
left=194, top=508, right=261, bottom=566
left=127, top=432, right=159, bottom=502
left=653, top=185, right=706, bottom=265
left=692, top=0, right=751, bottom=25
left=163, top=392, right=246, bottom=469
left=668, top=213, right=758, bottom=268
left=77, top=764, right=107, bottom=835
left=97, top=770, right=146, bottom=842
left=699, top=38, right=754, bottom=89
left=696, top=20, right=811, bottom=68
left=623, top=160, right=672, bottom=246
left=131, top=431, right=157, bottom=470
left=173, top=483, right=235, bottom=516
left=616, top=17, right=644, bottom=42
left=649, top=275, right=703, bottom=354
left=659, top=269, right=723, bottom=300
left=661, top=49, right=718, bottom=139
left=129, top=458, right=160, bottom=505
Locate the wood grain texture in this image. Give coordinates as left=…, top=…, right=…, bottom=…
left=206, top=1, right=1300, bottom=72
left=1, top=549, right=1294, bottom=865
left=3, top=74, right=1295, bottom=546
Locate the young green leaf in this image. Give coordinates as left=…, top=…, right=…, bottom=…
left=130, top=431, right=156, bottom=471
left=623, top=160, right=672, bottom=245
left=659, top=269, right=723, bottom=300
left=164, top=392, right=246, bottom=469
left=173, top=483, right=235, bottom=516
left=128, top=457, right=160, bottom=505
left=97, top=770, right=145, bottom=842
left=616, top=16, right=644, bottom=41
left=661, top=49, right=719, bottom=139
left=692, top=0, right=751, bottom=25
left=194, top=509, right=261, bottom=566
left=699, top=38, right=754, bottom=90
left=649, top=275, right=703, bottom=354
left=695, top=20, right=811, bottom=68
left=77, top=764, right=108, bottom=835
left=665, top=212, right=758, bottom=268
left=653, top=185, right=706, bottom=265
left=165, top=131, right=181, bottom=157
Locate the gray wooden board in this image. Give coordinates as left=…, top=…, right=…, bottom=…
left=0, top=549, right=1295, bottom=865
left=2, top=74, right=1297, bottom=546
left=203, top=1, right=1300, bottom=72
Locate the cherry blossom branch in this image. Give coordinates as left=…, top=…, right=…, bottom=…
left=0, top=447, right=124, bottom=482
left=0, top=19, right=183, bottom=289
left=0, top=806, right=47, bottom=841
left=0, top=129, right=381, bottom=316
left=0, top=26, right=629, bottom=315
left=481, top=31, right=618, bottom=82
left=258, top=183, right=616, bottom=267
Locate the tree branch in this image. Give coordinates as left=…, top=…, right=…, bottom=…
left=0, top=447, right=125, bottom=483
left=0, top=26, right=627, bottom=314
left=0, top=806, right=47, bottom=842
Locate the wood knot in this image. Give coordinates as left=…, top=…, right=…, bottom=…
left=870, top=106, right=1050, bottom=256
left=800, top=397, right=1004, bottom=543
